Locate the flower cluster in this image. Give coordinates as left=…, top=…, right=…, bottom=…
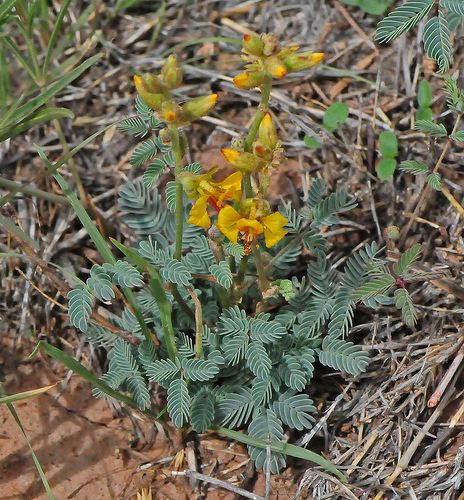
left=133, top=34, right=324, bottom=253
left=134, top=55, right=217, bottom=126
left=233, top=33, right=324, bottom=89
left=181, top=112, right=289, bottom=252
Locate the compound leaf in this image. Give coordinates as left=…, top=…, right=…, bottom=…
left=375, top=0, right=435, bottom=43
left=68, top=288, right=93, bottom=333
left=167, top=377, right=190, bottom=428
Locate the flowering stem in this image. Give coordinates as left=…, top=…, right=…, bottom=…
left=170, top=125, right=184, bottom=261
left=242, top=79, right=272, bottom=197
left=168, top=125, right=198, bottom=321
left=238, top=79, right=272, bottom=293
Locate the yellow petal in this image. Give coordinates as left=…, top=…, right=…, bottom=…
left=217, top=171, right=242, bottom=203
left=182, top=94, right=218, bottom=120
left=219, top=171, right=242, bottom=191
left=134, top=75, right=164, bottom=110
left=273, top=64, right=287, bottom=79
left=261, top=212, right=288, bottom=247
left=258, top=113, right=278, bottom=149
left=310, top=52, right=325, bottom=64
left=188, top=196, right=211, bottom=229
left=236, top=218, right=263, bottom=236
left=233, top=71, right=265, bottom=89
left=221, top=148, right=241, bottom=164
left=217, top=205, right=241, bottom=243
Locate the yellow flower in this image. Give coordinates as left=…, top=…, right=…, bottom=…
left=234, top=33, right=325, bottom=90
left=134, top=75, right=164, bottom=111
left=188, top=194, right=211, bottom=228
left=264, top=56, right=287, bottom=79
left=184, top=170, right=243, bottom=229
left=221, top=148, right=266, bottom=172
left=182, top=94, right=218, bottom=120
left=160, top=54, right=182, bottom=89
left=242, top=33, right=265, bottom=56
left=283, top=51, right=325, bottom=72
left=258, top=112, right=278, bottom=150
left=233, top=71, right=265, bottom=90
left=217, top=201, right=288, bottom=249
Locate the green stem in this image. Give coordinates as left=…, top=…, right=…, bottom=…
left=170, top=125, right=184, bottom=261
left=149, top=274, right=178, bottom=361
left=52, top=116, right=87, bottom=201
left=243, top=79, right=272, bottom=153
left=242, top=79, right=272, bottom=197
left=236, top=79, right=272, bottom=291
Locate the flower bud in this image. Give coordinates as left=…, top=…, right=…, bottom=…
left=265, top=56, right=287, bottom=79
left=178, top=171, right=198, bottom=197
left=242, top=33, right=264, bottom=56
left=142, top=73, right=165, bottom=93
left=261, top=34, right=279, bottom=56
left=159, top=128, right=172, bottom=144
left=283, top=51, right=325, bottom=72
left=160, top=100, right=181, bottom=123
left=258, top=113, right=278, bottom=150
left=253, top=142, right=269, bottom=158
left=221, top=148, right=266, bottom=172
left=233, top=71, right=265, bottom=89
left=385, top=225, right=400, bottom=240
left=182, top=94, right=218, bottom=121
left=160, top=54, right=182, bottom=89
left=134, top=75, right=164, bottom=111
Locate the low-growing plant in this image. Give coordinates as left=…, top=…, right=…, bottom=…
left=34, top=34, right=426, bottom=476
left=304, top=101, right=349, bottom=149
left=399, top=74, right=464, bottom=243
left=376, top=0, right=464, bottom=72
left=416, top=80, right=433, bottom=121
left=342, top=0, right=394, bottom=16
left=377, top=130, right=398, bottom=181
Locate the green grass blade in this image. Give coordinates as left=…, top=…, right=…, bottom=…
left=0, top=107, right=74, bottom=141
left=36, top=145, right=152, bottom=343
left=53, top=0, right=99, bottom=56
left=0, top=213, right=39, bottom=249
left=42, top=0, right=72, bottom=76
left=0, top=94, right=26, bottom=128
left=215, top=426, right=346, bottom=482
left=0, top=0, right=17, bottom=24
left=9, top=53, right=102, bottom=126
left=6, top=403, right=55, bottom=499
left=3, top=36, right=38, bottom=83
left=30, top=341, right=136, bottom=405
left=0, top=41, right=11, bottom=107
left=0, top=176, right=68, bottom=205
left=110, top=238, right=178, bottom=360
left=0, top=384, right=56, bottom=404
left=31, top=341, right=161, bottom=419
left=36, top=146, right=115, bottom=263
left=48, top=123, right=117, bottom=174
